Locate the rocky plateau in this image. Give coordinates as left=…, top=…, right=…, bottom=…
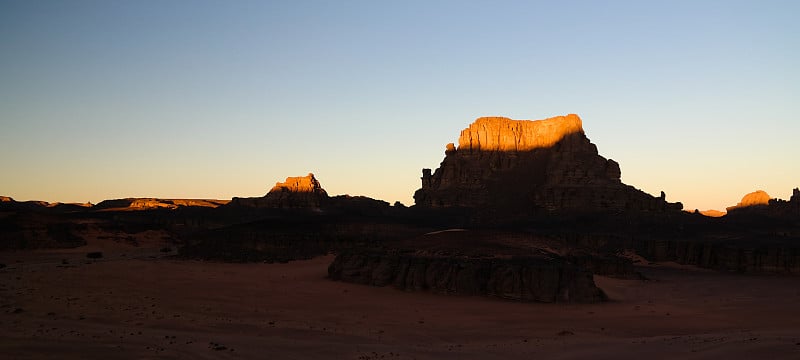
left=414, top=115, right=683, bottom=220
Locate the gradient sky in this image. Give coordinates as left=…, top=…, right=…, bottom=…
left=1, top=0, right=798, bottom=211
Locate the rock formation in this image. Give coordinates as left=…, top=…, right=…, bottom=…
left=414, top=114, right=682, bottom=216
left=328, top=250, right=607, bottom=303
left=93, top=198, right=228, bottom=211
left=725, top=190, right=771, bottom=212
left=791, top=188, right=800, bottom=214
left=269, top=174, right=324, bottom=193
left=725, top=188, right=800, bottom=218
left=686, top=209, right=726, bottom=217
left=0, top=196, right=92, bottom=212
left=632, top=237, right=800, bottom=274
left=229, top=173, right=329, bottom=209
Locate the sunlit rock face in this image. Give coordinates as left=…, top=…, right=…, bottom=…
left=726, top=190, right=771, bottom=212
left=414, top=114, right=682, bottom=215
left=269, top=173, right=326, bottom=194
left=231, top=173, right=329, bottom=209
left=457, top=114, right=585, bottom=152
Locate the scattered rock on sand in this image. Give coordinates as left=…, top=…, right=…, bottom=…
left=208, top=342, right=230, bottom=351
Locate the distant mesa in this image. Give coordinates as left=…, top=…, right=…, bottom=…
left=688, top=209, right=726, bottom=217
left=725, top=190, right=772, bottom=212
left=230, top=173, right=329, bottom=209
left=0, top=196, right=92, bottom=212
left=1, top=195, right=229, bottom=212
left=413, top=114, right=682, bottom=217
left=93, top=198, right=228, bottom=211
left=269, top=173, right=326, bottom=194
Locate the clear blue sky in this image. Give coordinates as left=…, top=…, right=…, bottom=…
left=1, top=0, right=798, bottom=211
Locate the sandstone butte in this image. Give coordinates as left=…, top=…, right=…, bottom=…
left=726, top=190, right=772, bottom=212
left=229, top=173, right=329, bottom=208
left=269, top=173, right=325, bottom=193
left=414, top=114, right=683, bottom=214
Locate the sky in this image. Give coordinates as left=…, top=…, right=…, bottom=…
left=1, top=0, right=798, bottom=211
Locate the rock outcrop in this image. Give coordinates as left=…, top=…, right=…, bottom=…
left=791, top=188, right=800, bottom=215
left=414, top=115, right=682, bottom=216
left=725, top=188, right=799, bottom=218
left=269, top=174, right=325, bottom=193
left=726, top=190, right=771, bottom=212
left=229, top=173, right=329, bottom=209
left=328, top=250, right=607, bottom=303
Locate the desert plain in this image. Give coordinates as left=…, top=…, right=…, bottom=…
left=2, top=232, right=800, bottom=360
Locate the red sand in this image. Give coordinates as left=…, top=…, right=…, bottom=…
left=2, top=247, right=800, bottom=359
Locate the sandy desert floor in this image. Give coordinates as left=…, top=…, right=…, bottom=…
left=2, top=238, right=800, bottom=359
